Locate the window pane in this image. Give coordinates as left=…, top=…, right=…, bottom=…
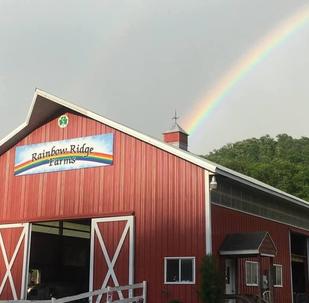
left=252, top=263, right=258, bottom=284
left=246, top=263, right=251, bottom=284
left=246, top=262, right=258, bottom=285
left=275, top=266, right=282, bottom=286
left=181, top=259, right=193, bottom=282
left=166, top=259, right=179, bottom=282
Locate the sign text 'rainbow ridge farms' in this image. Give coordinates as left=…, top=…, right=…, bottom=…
left=14, top=133, right=113, bottom=176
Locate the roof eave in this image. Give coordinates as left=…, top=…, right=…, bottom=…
left=215, top=166, right=309, bottom=209
left=0, top=89, right=217, bottom=172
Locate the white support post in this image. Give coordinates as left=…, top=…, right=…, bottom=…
left=205, top=171, right=212, bottom=255
left=129, top=216, right=135, bottom=298
left=21, top=223, right=31, bottom=300
left=89, top=218, right=95, bottom=303
left=142, top=280, right=147, bottom=303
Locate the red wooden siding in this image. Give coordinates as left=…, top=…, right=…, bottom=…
left=0, top=112, right=206, bottom=303
left=212, top=204, right=309, bottom=303
left=163, top=132, right=188, bottom=145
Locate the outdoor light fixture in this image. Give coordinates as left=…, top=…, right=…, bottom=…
left=209, top=175, right=218, bottom=190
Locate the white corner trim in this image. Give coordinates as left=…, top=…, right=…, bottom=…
left=205, top=171, right=212, bottom=255
left=21, top=223, right=31, bottom=300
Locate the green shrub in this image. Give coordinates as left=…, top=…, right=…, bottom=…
left=199, top=255, right=225, bottom=303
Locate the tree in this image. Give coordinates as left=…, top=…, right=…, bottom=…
left=199, top=255, right=225, bottom=303
left=203, top=134, right=309, bottom=201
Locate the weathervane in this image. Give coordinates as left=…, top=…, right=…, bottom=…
left=172, top=110, right=179, bottom=124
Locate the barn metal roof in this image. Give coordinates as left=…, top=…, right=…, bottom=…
left=0, top=89, right=308, bottom=210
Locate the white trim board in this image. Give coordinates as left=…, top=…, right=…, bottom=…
left=205, top=171, right=212, bottom=254
left=0, top=89, right=308, bottom=210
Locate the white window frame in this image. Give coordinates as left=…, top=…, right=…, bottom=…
left=245, top=261, right=259, bottom=286
left=164, top=257, right=196, bottom=284
left=273, top=264, right=283, bottom=287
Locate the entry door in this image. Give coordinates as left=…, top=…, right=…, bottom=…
left=89, top=216, right=134, bottom=302
left=225, top=259, right=236, bottom=302
left=0, top=223, right=31, bottom=300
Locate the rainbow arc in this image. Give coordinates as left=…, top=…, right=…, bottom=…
left=184, top=5, right=309, bottom=135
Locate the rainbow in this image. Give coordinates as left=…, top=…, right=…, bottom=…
left=184, top=4, right=309, bottom=135
left=14, top=152, right=113, bottom=176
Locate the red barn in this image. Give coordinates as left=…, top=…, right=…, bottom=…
left=0, top=89, right=308, bottom=303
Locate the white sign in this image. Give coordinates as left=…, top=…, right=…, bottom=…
left=14, top=134, right=113, bottom=176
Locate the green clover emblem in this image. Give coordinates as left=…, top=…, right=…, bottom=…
left=58, top=115, right=69, bottom=128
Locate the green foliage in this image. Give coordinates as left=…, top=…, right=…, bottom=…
left=203, top=134, right=309, bottom=201
left=168, top=300, right=181, bottom=303
left=199, top=255, right=225, bottom=303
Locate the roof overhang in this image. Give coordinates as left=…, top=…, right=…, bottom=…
left=219, top=232, right=277, bottom=257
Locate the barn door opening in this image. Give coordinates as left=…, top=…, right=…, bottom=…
left=89, top=216, right=134, bottom=302
left=290, top=232, right=308, bottom=298
left=27, top=219, right=91, bottom=300
left=0, top=223, right=30, bottom=300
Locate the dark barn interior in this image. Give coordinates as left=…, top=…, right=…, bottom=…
left=27, top=220, right=91, bottom=300
left=291, top=232, right=308, bottom=300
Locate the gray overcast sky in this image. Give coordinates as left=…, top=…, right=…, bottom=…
left=0, top=0, right=308, bottom=154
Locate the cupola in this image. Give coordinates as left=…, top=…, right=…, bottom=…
left=163, top=112, right=189, bottom=151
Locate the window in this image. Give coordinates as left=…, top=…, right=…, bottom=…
left=164, top=257, right=195, bottom=284
left=273, top=264, right=283, bottom=287
left=245, top=261, right=259, bottom=286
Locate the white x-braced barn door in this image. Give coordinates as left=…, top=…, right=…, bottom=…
left=89, top=216, right=134, bottom=303
left=0, top=223, right=30, bottom=300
